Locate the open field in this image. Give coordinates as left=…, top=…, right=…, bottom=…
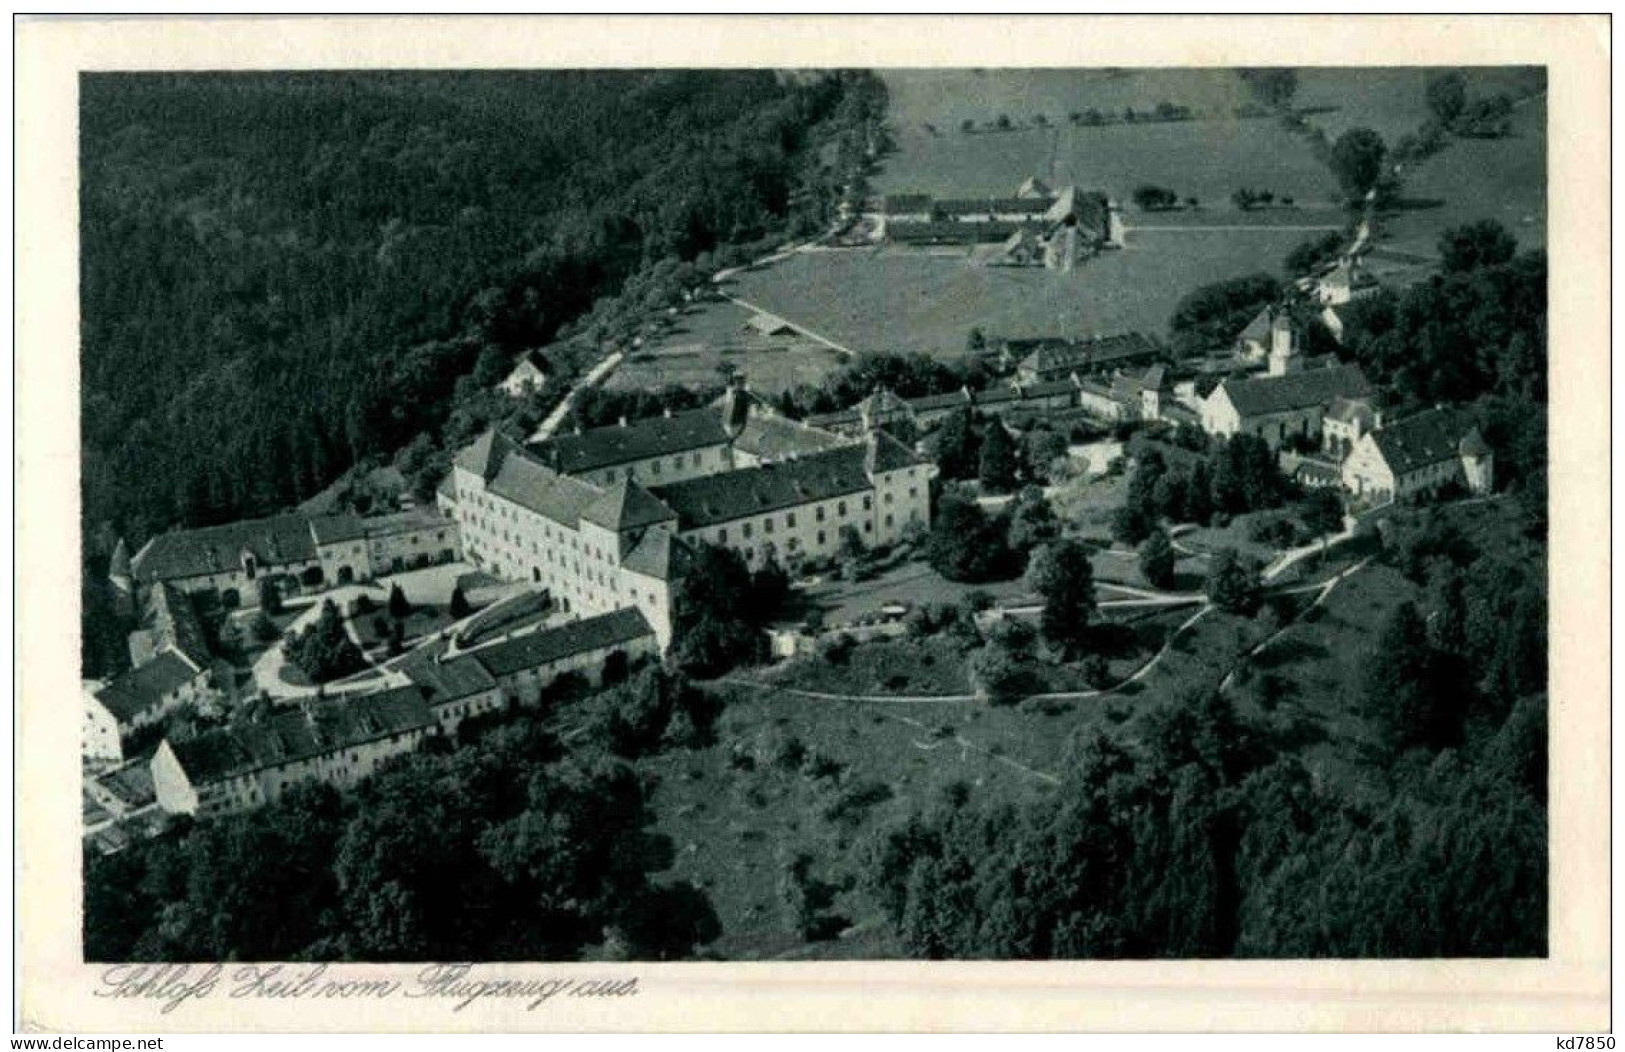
left=1294, top=66, right=1546, bottom=144
left=605, top=298, right=848, bottom=396
left=725, top=226, right=1312, bottom=359
left=877, top=106, right=1341, bottom=211
left=641, top=681, right=1096, bottom=959
left=881, top=68, right=1257, bottom=137
left=1377, top=93, right=1547, bottom=261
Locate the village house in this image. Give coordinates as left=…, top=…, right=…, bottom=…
left=1314, top=255, right=1382, bottom=307
left=83, top=646, right=215, bottom=764
left=1340, top=407, right=1494, bottom=504
left=1011, top=332, right=1161, bottom=382
left=150, top=687, right=437, bottom=819
left=497, top=348, right=561, bottom=398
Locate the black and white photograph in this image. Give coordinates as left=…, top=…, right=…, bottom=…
left=15, top=12, right=1611, bottom=1036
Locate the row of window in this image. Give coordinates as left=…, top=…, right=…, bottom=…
left=600, top=448, right=721, bottom=484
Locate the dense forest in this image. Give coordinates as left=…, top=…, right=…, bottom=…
left=86, top=670, right=727, bottom=962
left=80, top=69, right=885, bottom=675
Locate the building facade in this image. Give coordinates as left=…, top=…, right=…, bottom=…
left=128, top=509, right=460, bottom=608
left=1341, top=408, right=1494, bottom=504
left=150, top=688, right=436, bottom=818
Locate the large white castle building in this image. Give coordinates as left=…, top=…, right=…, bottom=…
left=448, top=386, right=933, bottom=649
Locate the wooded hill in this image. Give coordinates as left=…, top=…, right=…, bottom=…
left=80, top=69, right=884, bottom=674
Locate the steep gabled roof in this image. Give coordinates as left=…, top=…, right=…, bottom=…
left=864, top=429, right=924, bottom=475
left=130, top=514, right=319, bottom=584
left=93, top=648, right=203, bottom=724
left=533, top=408, right=732, bottom=475
left=1236, top=306, right=1276, bottom=345
left=469, top=608, right=655, bottom=678
left=1217, top=364, right=1373, bottom=419
left=1370, top=407, right=1483, bottom=477
left=308, top=513, right=368, bottom=545
left=145, top=584, right=211, bottom=669
left=405, top=654, right=498, bottom=706
left=170, top=687, right=435, bottom=786
left=1020, top=333, right=1160, bottom=376
left=453, top=428, right=520, bottom=480
left=651, top=445, right=877, bottom=529
left=580, top=479, right=678, bottom=531
left=621, top=528, right=691, bottom=582
left=486, top=452, right=602, bottom=528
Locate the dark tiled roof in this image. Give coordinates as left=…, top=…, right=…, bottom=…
left=1218, top=364, right=1373, bottom=418
left=146, top=584, right=211, bottom=669
left=453, top=429, right=520, bottom=480
left=936, top=196, right=1053, bottom=216
left=733, top=414, right=847, bottom=459
left=359, top=508, right=457, bottom=538
left=93, top=649, right=203, bottom=723
left=975, top=382, right=1022, bottom=405
left=486, top=452, right=602, bottom=528
left=864, top=430, right=925, bottom=475
left=1020, top=378, right=1079, bottom=400
left=309, top=513, right=367, bottom=545
left=170, top=687, right=435, bottom=786
left=1019, top=333, right=1160, bottom=377
left=908, top=389, right=974, bottom=413
left=887, top=220, right=1026, bottom=243
left=470, top=608, right=655, bottom=678
left=621, top=528, right=690, bottom=582
left=580, top=480, right=678, bottom=531
left=533, top=408, right=731, bottom=475
left=130, top=513, right=318, bottom=583
left=1371, top=408, right=1483, bottom=478
left=95, top=761, right=156, bottom=809
left=406, top=654, right=498, bottom=706
left=882, top=193, right=932, bottom=214
left=804, top=408, right=860, bottom=429
left=651, top=445, right=876, bottom=529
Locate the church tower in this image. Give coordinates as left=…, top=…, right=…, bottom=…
left=1267, top=310, right=1302, bottom=376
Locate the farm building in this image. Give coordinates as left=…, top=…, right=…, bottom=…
left=1315, top=255, right=1382, bottom=306
left=1011, top=332, right=1162, bottom=382
left=743, top=313, right=798, bottom=338
left=1341, top=407, right=1494, bottom=504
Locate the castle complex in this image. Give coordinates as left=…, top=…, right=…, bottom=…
left=447, top=386, right=932, bottom=649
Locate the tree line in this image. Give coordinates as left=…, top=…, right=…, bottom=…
left=80, top=69, right=886, bottom=677
left=86, top=667, right=728, bottom=962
